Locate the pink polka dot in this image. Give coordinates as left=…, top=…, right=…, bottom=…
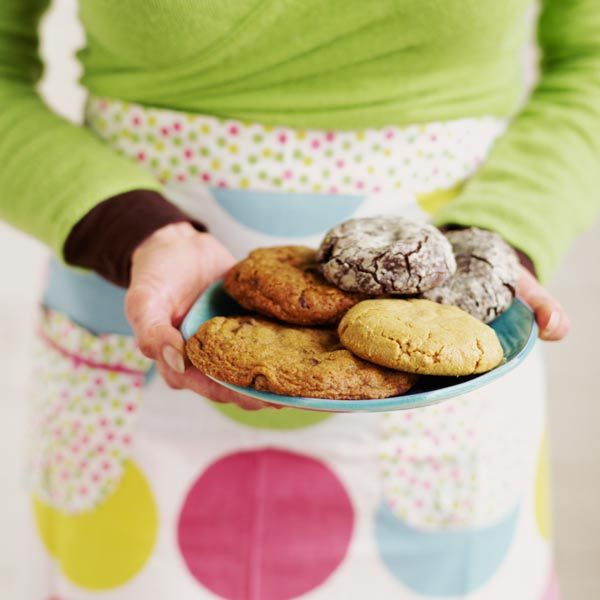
left=178, top=449, right=354, bottom=600
left=228, top=125, right=239, bottom=136
left=325, top=132, right=335, bottom=142
left=540, top=567, right=559, bottom=600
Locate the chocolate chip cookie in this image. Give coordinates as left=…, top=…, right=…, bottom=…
left=317, top=217, right=456, bottom=295
left=422, top=228, right=520, bottom=322
left=338, top=299, right=504, bottom=376
left=186, top=316, right=417, bottom=399
left=224, top=246, right=364, bottom=325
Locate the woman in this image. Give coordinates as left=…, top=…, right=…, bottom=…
left=1, top=1, right=595, bottom=598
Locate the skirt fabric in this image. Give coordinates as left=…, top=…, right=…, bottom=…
left=20, top=98, right=557, bottom=600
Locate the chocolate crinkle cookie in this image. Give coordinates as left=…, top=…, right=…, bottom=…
left=422, top=228, right=521, bottom=323
left=317, top=217, right=456, bottom=295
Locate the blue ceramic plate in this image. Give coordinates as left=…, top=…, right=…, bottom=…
left=181, top=282, right=538, bottom=412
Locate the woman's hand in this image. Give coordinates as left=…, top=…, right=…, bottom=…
left=517, top=265, right=570, bottom=341
left=125, top=222, right=271, bottom=410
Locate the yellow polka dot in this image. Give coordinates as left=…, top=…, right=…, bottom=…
left=34, top=461, right=158, bottom=590
left=295, top=129, right=307, bottom=140
left=383, top=148, right=392, bottom=157
left=240, top=178, right=250, bottom=189
left=356, top=131, right=365, bottom=141
left=263, top=125, right=274, bottom=132
left=154, top=141, right=165, bottom=152
left=535, top=433, right=551, bottom=540
left=228, top=144, right=239, bottom=154
left=211, top=159, right=221, bottom=171
left=303, top=157, right=313, bottom=166
left=147, top=116, right=157, bottom=126
left=416, top=185, right=462, bottom=215
left=200, top=124, right=211, bottom=134
left=367, top=166, right=375, bottom=174
left=262, top=148, right=273, bottom=158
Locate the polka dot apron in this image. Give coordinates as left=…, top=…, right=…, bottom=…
left=21, top=97, right=557, bottom=600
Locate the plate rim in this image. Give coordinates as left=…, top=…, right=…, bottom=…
left=181, top=282, right=538, bottom=412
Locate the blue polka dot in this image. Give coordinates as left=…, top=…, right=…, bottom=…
left=375, top=500, right=519, bottom=597
left=210, top=188, right=365, bottom=237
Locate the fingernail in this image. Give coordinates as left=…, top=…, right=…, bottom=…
left=542, top=310, right=559, bottom=338
left=162, top=346, right=185, bottom=374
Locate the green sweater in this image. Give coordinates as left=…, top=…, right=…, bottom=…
left=1, top=0, right=600, bottom=281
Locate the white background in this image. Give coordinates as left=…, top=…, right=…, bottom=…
left=1, top=1, right=599, bottom=597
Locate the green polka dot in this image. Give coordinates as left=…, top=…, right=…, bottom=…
left=212, top=402, right=332, bottom=430
left=199, top=147, right=210, bottom=157
left=252, top=134, right=263, bottom=144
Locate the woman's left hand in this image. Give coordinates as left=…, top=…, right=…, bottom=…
left=517, top=266, right=570, bottom=341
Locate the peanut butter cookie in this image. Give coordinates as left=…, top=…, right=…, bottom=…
left=186, top=316, right=417, bottom=399
left=338, top=299, right=503, bottom=376
left=224, top=246, right=364, bottom=325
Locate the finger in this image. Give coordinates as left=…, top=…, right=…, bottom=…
left=517, top=270, right=571, bottom=341
left=125, top=285, right=186, bottom=370
left=156, top=363, right=270, bottom=410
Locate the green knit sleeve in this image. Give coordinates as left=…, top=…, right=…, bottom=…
left=433, top=0, right=600, bottom=282
left=0, top=0, right=162, bottom=257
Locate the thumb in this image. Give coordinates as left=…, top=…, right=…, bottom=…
left=125, top=284, right=186, bottom=373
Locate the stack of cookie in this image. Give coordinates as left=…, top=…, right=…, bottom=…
left=186, top=217, right=519, bottom=400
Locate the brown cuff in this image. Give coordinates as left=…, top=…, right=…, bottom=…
left=63, top=190, right=206, bottom=287
left=438, top=224, right=537, bottom=278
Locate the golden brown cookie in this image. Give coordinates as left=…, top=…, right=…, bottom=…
left=338, top=299, right=504, bottom=376
left=186, top=316, right=417, bottom=399
left=223, top=246, right=364, bottom=325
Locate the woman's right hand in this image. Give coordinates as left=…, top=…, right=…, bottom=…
left=125, top=222, right=272, bottom=410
